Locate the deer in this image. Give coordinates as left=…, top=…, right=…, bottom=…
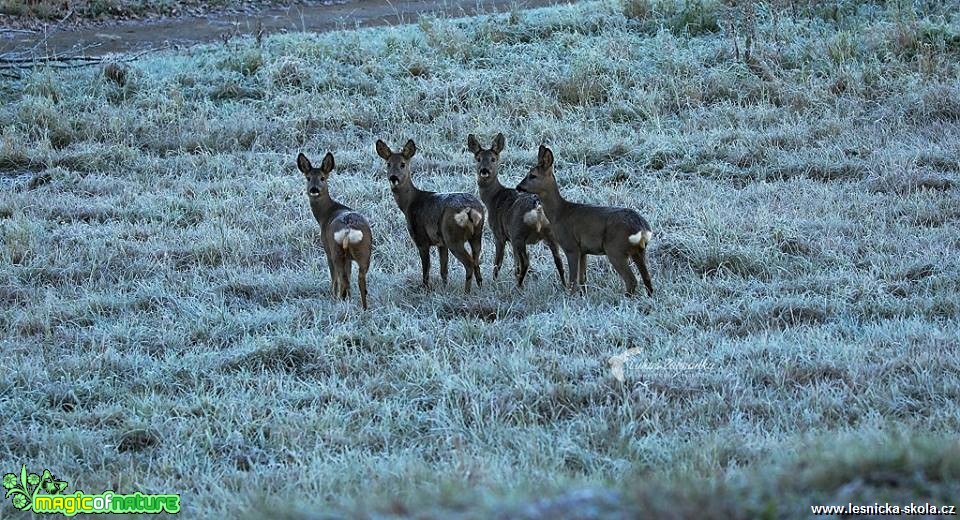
left=516, top=145, right=654, bottom=296
left=297, top=152, right=373, bottom=309
left=376, top=138, right=485, bottom=293
left=467, top=132, right=565, bottom=288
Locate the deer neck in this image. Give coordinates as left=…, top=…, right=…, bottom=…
left=478, top=177, right=505, bottom=206
left=309, top=194, right=341, bottom=227
left=535, top=181, right=567, bottom=222
left=392, top=180, right=423, bottom=215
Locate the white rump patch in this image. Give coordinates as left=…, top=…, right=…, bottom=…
left=334, top=228, right=364, bottom=249
left=454, top=208, right=483, bottom=235
left=628, top=229, right=653, bottom=246
left=523, top=205, right=548, bottom=232
left=454, top=209, right=471, bottom=227
left=470, top=209, right=483, bottom=227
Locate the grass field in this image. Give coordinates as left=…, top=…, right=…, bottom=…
left=2, top=0, right=959, bottom=517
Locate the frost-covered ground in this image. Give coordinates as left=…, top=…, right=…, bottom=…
left=2, top=0, right=959, bottom=517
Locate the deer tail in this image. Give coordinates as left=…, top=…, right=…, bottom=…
left=454, top=208, right=483, bottom=235
left=470, top=208, right=483, bottom=227
left=333, top=228, right=364, bottom=250
left=523, top=204, right=549, bottom=233
left=628, top=229, right=653, bottom=247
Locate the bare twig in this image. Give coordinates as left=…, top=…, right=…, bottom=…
left=0, top=9, right=81, bottom=64
left=123, top=48, right=165, bottom=61
left=2, top=42, right=105, bottom=63
left=0, top=46, right=165, bottom=71
left=0, top=60, right=98, bottom=70
left=1, top=53, right=103, bottom=64
left=20, top=9, right=75, bottom=58
left=724, top=15, right=739, bottom=61
left=255, top=19, right=264, bottom=47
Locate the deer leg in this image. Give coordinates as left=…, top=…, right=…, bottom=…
left=469, top=234, right=483, bottom=289
left=438, top=246, right=449, bottom=286
left=358, top=256, right=370, bottom=310
left=448, top=242, right=475, bottom=294
left=578, top=253, right=588, bottom=291
left=544, top=232, right=566, bottom=287
left=418, top=245, right=431, bottom=289
left=337, top=256, right=351, bottom=300
left=511, top=239, right=529, bottom=288
left=564, top=250, right=580, bottom=292
left=632, top=249, right=654, bottom=296
left=326, top=253, right=339, bottom=298
left=609, top=254, right=638, bottom=296
left=492, top=237, right=506, bottom=280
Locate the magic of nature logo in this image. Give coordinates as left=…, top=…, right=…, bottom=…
left=3, top=465, right=180, bottom=516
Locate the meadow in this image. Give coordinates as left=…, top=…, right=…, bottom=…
left=1, top=0, right=959, bottom=517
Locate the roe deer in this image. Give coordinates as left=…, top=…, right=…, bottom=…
left=376, top=139, right=485, bottom=293
left=516, top=146, right=654, bottom=296
left=297, top=152, right=373, bottom=309
left=467, top=132, right=565, bottom=288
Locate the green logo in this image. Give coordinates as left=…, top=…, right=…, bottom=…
left=3, top=466, right=67, bottom=511
left=3, top=465, right=180, bottom=516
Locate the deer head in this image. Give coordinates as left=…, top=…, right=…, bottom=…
left=297, top=152, right=335, bottom=199
left=467, top=132, right=505, bottom=188
left=376, top=139, right=417, bottom=190
left=516, top=145, right=555, bottom=195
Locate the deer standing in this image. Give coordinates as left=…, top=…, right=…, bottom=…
left=297, top=152, right=373, bottom=309
left=376, top=139, right=485, bottom=293
left=468, top=133, right=565, bottom=288
left=516, top=146, right=654, bottom=296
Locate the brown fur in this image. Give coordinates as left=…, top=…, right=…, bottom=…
left=516, top=146, right=654, bottom=296
left=377, top=138, right=485, bottom=293
left=468, top=133, right=565, bottom=288
left=298, top=152, right=373, bottom=309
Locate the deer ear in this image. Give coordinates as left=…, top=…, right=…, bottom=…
left=297, top=153, right=312, bottom=174
left=375, top=140, right=392, bottom=160
left=540, top=147, right=554, bottom=169
left=320, top=152, right=335, bottom=174
left=492, top=133, right=505, bottom=154
left=402, top=139, right=417, bottom=159
left=467, top=134, right=481, bottom=154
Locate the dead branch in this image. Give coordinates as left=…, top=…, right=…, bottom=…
left=0, top=53, right=103, bottom=64
left=17, top=9, right=75, bottom=58
left=0, top=46, right=165, bottom=71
